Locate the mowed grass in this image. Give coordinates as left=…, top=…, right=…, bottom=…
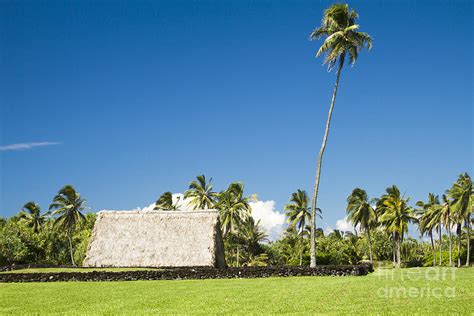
left=0, top=267, right=161, bottom=274
left=1, top=268, right=473, bottom=314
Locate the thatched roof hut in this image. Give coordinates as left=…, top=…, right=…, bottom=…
left=84, top=210, right=226, bottom=268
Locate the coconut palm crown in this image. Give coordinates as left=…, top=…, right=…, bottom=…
left=346, top=188, right=376, bottom=262
left=18, top=201, right=46, bottom=233
left=184, top=175, right=217, bottom=210
left=285, top=190, right=312, bottom=234
left=154, top=192, right=181, bottom=211
left=310, top=3, right=373, bottom=70
left=215, top=182, right=255, bottom=237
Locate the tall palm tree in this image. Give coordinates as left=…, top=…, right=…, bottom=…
left=49, top=185, right=86, bottom=266
left=439, top=194, right=453, bottom=266
left=346, top=188, right=376, bottom=263
left=215, top=182, right=254, bottom=267
left=469, top=191, right=474, bottom=266
left=428, top=203, right=444, bottom=266
left=240, top=217, right=268, bottom=252
left=239, top=217, right=268, bottom=266
left=285, top=190, right=321, bottom=266
left=154, top=192, right=180, bottom=211
left=448, top=173, right=472, bottom=267
left=279, top=226, right=303, bottom=265
left=184, top=175, right=217, bottom=210
left=344, top=231, right=359, bottom=246
left=377, top=185, right=415, bottom=268
left=308, top=3, right=372, bottom=267
left=18, top=201, right=46, bottom=233
left=215, top=182, right=254, bottom=237
left=416, top=193, right=440, bottom=267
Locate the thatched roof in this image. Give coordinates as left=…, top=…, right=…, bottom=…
left=84, top=210, right=225, bottom=268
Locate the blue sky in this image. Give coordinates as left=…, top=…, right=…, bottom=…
left=0, top=0, right=472, bottom=236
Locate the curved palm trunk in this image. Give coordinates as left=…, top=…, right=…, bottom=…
left=438, top=225, right=442, bottom=266
left=300, top=233, right=304, bottom=266
left=367, top=229, right=373, bottom=263
left=457, top=224, right=461, bottom=268
left=67, top=229, right=76, bottom=266
left=429, top=230, right=435, bottom=267
left=310, top=57, right=344, bottom=268
left=236, top=245, right=240, bottom=267
left=392, top=233, right=397, bottom=267
left=448, top=220, right=453, bottom=266
left=396, top=233, right=401, bottom=268
left=466, top=214, right=471, bottom=267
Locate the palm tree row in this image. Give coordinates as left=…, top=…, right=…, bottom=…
left=344, top=173, right=472, bottom=268
left=17, top=185, right=87, bottom=266
left=15, top=173, right=471, bottom=268
left=155, top=175, right=260, bottom=266
left=343, top=186, right=416, bottom=268
left=415, top=173, right=472, bottom=267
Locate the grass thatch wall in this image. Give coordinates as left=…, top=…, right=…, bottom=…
left=84, top=210, right=225, bottom=268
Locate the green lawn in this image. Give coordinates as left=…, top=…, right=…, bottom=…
left=0, top=267, right=160, bottom=274
left=1, top=268, right=473, bottom=314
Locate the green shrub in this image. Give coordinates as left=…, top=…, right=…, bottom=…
left=422, top=250, right=462, bottom=267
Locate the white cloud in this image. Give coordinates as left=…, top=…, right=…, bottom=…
left=173, top=193, right=194, bottom=211
left=335, top=217, right=354, bottom=233
left=0, top=142, right=60, bottom=151
left=322, top=217, right=354, bottom=236
left=139, top=202, right=156, bottom=212
left=138, top=193, right=193, bottom=212
left=324, top=226, right=334, bottom=236
left=250, top=200, right=286, bottom=241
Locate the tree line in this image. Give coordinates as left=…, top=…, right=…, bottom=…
left=1, top=172, right=471, bottom=268
left=267, top=172, right=472, bottom=268
left=0, top=185, right=92, bottom=266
